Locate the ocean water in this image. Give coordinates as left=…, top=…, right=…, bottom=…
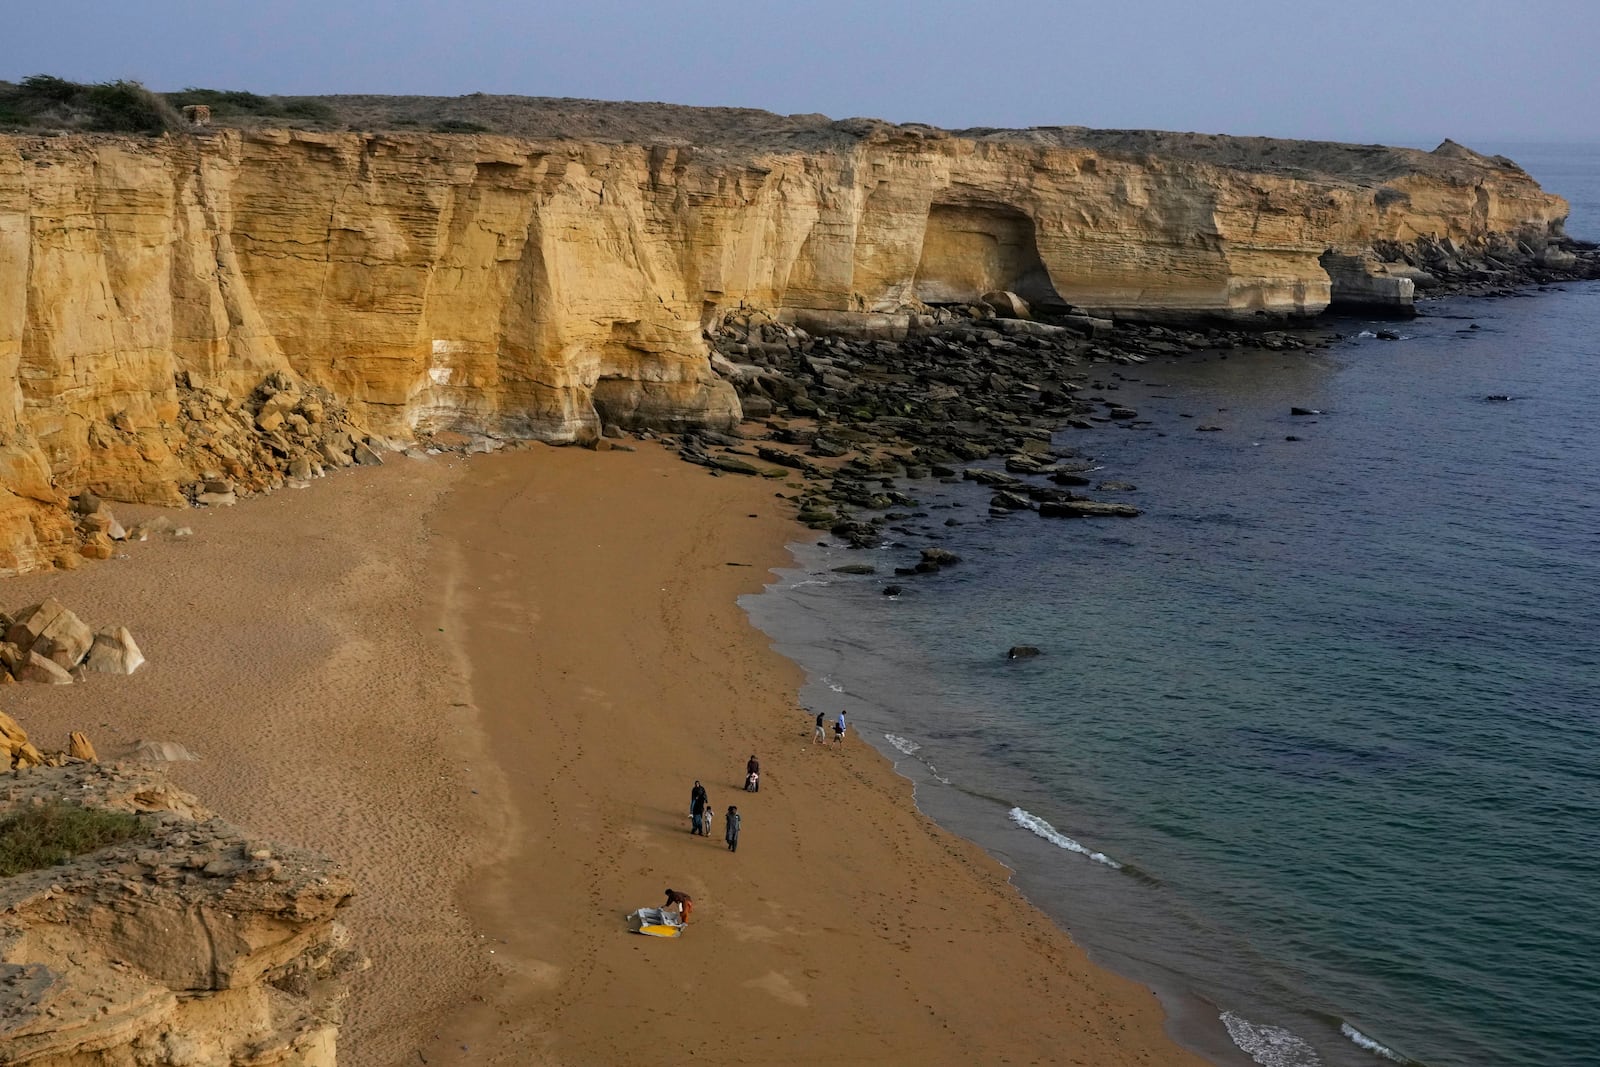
left=744, top=144, right=1600, bottom=1067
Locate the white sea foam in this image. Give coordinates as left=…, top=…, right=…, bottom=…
left=826, top=681, right=845, bottom=693
left=1007, top=807, right=1122, bottom=869
left=787, top=578, right=831, bottom=589
left=883, top=733, right=921, bottom=755
left=1220, top=1012, right=1323, bottom=1067
left=1341, top=1023, right=1408, bottom=1062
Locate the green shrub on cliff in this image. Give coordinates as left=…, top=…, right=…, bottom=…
left=165, top=86, right=334, bottom=122
left=0, top=800, right=148, bottom=876
left=0, top=75, right=182, bottom=133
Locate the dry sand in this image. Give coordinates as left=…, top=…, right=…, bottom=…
left=5, top=443, right=1211, bottom=1067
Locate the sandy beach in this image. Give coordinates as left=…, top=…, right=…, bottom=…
left=5, top=442, right=1209, bottom=1066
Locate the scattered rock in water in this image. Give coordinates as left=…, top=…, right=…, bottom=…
left=1290, top=407, right=1322, bottom=416
left=989, top=490, right=1031, bottom=512
left=1039, top=500, right=1142, bottom=518
left=882, top=585, right=902, bottom=597
left=832, top=563, right=877, bottom=575
left=1375, top=330, right=1401, bottom=340
left=1285, top=435, right=1303, bottom=442
left=1481, top=394, right=1514, bottom=403
left=919, top=548, right=961, bottom=566
left=1096, top=481, right=1136, bottom=492
left=1007, top=645, right=1042, bottom=660
left=1050, top=472, right=1094, bottom=487
left=1196, top=425, right=1223, bottom=432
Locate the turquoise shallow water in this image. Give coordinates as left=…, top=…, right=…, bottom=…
left=745, top=146, right=1600, bottom=1066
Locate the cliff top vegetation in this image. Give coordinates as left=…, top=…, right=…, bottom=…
left=0, top=74, right=1526, bottom=184
left=0, top=799, right=148, bottom=877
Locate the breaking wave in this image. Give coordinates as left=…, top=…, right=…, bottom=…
left=1220, top=1012, right=1322, bottom=1067
left=883, top=733, right=921, bottom=755
left=1340, top=1022, right=1412, bottom=1063
left=1007, top=807, right=1122, bottom=869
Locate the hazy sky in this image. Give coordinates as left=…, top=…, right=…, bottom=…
left=5, top=0, right=1598, bottom=146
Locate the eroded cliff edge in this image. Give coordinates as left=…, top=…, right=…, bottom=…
left=0, top=110, right=1582, bottom=573
left=1, top=760, right=360, bottom=1066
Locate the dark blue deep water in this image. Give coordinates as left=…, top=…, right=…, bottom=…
left=745, top=145, right=1599, bottom=1067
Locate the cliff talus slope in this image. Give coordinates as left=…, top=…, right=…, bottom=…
left=0, top=110, right=1576, bottom=573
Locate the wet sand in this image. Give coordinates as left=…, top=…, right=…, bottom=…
left=6, top=443, right=1210, bottom=1066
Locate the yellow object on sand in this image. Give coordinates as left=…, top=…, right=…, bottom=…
left=637, top=923, right=682, bottom=938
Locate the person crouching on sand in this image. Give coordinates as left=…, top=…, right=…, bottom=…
left=833, top=710, right=847, bottom=745
left=725, top=806, right=741, bottom=852
left=664, top=888, right=693, bottom=924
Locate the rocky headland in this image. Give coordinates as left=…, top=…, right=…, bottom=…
left=2, top=97, right=1597, bottom=575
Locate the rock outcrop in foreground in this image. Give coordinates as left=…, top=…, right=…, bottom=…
left=0, top=101, right=1588, bottom=572
left=1, top=761, right=359, bottom=1066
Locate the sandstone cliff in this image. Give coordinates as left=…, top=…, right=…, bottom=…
left=1, top=762, right=360, bottom=1066
left=0, top=105, right=1579, bottom=573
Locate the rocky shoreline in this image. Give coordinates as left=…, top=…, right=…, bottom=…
left=657, top=244, right=1600, bottom=558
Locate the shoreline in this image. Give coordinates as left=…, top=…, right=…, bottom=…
left=6, top=441, right=1211, bottom=1065
left=424, top=442, right=1213, bottom=1064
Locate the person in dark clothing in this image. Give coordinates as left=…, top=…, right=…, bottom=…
left=813, top=710, right=826, bottom=744
left=745, top=754, right=760, bottom=792
left=725, top=806, right=741, bottom=852
left=663, top=887, right=693, bottom=924
left=690, top=781, right=709, bottom=835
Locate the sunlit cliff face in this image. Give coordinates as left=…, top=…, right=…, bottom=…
left=0, top=126, right=1567, bottom=574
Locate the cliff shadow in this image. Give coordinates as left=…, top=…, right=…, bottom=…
left=913, top=203, right=1066, bottom=312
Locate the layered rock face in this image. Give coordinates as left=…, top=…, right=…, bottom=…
left=0, top=111, right=1575, bottom=572
left=1, top=762, right=360, bottom=1066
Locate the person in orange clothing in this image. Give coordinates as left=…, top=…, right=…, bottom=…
left=663, top=888, right=693, bottom=924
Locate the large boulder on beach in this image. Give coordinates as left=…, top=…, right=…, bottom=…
left=980, top=290, right=1032, bottom=320
left=17, top=650, right=73, bottom=685
left=85, top=627, right=145, bottom=675
left=7, top=598, right=94, bottom=669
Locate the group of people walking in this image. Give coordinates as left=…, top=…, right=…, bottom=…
left=814, top=708, right=847, bottom=745
left=689, top=777, right=742, bottom=852
left=666, top=714, right=851, bottom=928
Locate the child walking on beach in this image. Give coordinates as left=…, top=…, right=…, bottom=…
left=725, top=806, right=741, bottom=852
left=833, top=710, right=847, bottom=745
